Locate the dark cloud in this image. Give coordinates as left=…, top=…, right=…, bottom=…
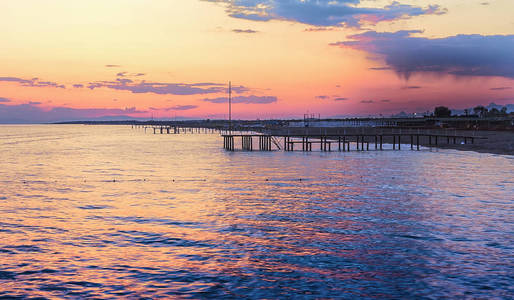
left=28, top=101, right=41, bottom=105
left=334, top=97, right=349, bottom=101
left=0, top=77, right=65, bottom=89
left=203, top=95, right=277, bottom=104
left=0, top=97, right=10, bottom=103
left=361, top=100, right=374, bottom=104
left=333, top=31, right=514, bottom=79
left=316, top=95, right=330, bottom=99
left=116, top=72, right=128, bottom=77
left=233, top=29, right=259, bottom=33
left=204, top=0, right=445, bottom=28
left=105, top=64, right=121, bottom=68
left=401, top=86, right=422, bottom=89
left=0, top=103, right=147, bottom=123
left=490, top=87, right=512, bottom=90
left=381, top=99, right=392, bottom=103
left=73, top=84, right=84, bottom=88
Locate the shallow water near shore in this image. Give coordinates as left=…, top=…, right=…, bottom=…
left=0, top=125, right=513, bottom=298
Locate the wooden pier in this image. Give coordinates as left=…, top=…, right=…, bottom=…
left=222, top=133, right=484, bottom=152
left=132, top=124, right=222, bottom=135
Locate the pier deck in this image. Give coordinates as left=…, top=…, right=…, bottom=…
left=222, top=133, right=486, bottom=152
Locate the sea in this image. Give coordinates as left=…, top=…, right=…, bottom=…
left=0, top=125, right=512, bottom=299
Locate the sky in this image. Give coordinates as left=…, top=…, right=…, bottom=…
left=0, top=0, right=513, bottom=122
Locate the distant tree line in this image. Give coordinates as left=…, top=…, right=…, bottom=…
left=433, top=105, right=511, bottom=118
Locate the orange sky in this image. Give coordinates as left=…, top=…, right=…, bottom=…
left=0, top=0, right=513, bottom=122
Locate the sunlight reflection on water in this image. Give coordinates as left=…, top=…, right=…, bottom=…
left=0, top=125, right=513, bottom=298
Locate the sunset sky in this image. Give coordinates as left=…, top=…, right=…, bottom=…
left=1, top=0, right=513, bottom=122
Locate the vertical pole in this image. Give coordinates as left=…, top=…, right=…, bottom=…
left=417, top=135, right=420, bottom=150
left=398, top=136, right=401, bottom=150
left=380, top=135, right=383, bottom=150
left=411, top=135, right=413, bottom=150
left=228, top=81, right=232, bottom=133
left=393, top=136, right=396, bottom=150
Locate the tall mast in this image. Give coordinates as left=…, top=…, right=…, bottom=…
left=229, top=81, right=232, bottom=132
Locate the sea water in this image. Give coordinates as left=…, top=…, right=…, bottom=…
left=0, top=125, right=512, bottom=298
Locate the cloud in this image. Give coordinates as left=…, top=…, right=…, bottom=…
left=361, top=99, right=390, bottom=103
left=305, top=27, right=337, bottom=32
left=167, top=105, right=198, bottom=111
left=233, top=29, right=259, bottom=33
left=0, top=103, right=147, bottom=123
left=28, top=101, right=41, bottom=105
left=105, top=64, right=121, bottom=68
left=316, top=95, right=350, bottom=102
left=0, top=97, right=10, bottom=103
left=490, top=87, right=512, bottom=90
left=86, top=79, right=232, bottom=95
left=73, top=84, right=84, bottom=88
left=117, top=72, right=145, bottom=77
left=203, top=95, right=277, bottom=104
left=401, top=86, right=422, bottom=89
left=0, top=76, right=65, bottom=89
left=369, top=67, right=392, bottom=71
left=204, top=0, right=445, bottom=28
left=86, top=77, right=251, bottom=96
left=332, top=31, right=514, bottom=79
